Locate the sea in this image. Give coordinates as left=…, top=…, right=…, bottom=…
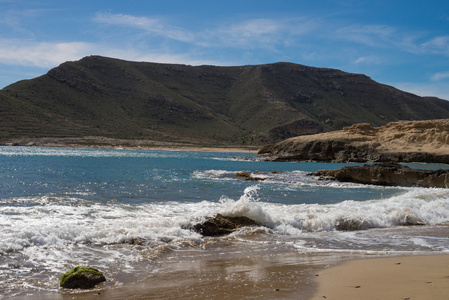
left=1, top=146, right=449, bottom=298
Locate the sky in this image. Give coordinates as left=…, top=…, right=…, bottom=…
left=1, top=0, right=449, bottom=100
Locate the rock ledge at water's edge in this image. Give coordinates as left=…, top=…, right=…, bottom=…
left=257, top=119, right=449, bottom=163
left=310, top=163, right=449, bottom=188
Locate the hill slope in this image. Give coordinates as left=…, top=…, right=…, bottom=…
left=1, top=55, right=449, bottom=146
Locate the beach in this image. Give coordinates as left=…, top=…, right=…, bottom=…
left=14, top=253, right=449, bottom=300
left=0, top=137, right=259, bottom=153
left=12, top=247, right=339, bottom=300
left=311, top=254, right=449, bottom=300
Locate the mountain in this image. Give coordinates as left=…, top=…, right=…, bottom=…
left=1, top=55, right=449, bottom=147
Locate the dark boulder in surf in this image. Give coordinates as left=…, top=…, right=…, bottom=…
left=60, top=266, right=106, bottom=289
left=193, top=213, right=260, bottom=236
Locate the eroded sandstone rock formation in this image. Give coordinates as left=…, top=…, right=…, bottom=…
left=258, top=119, right=449, bottom=163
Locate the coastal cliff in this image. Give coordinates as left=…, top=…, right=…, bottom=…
left=257, top=119, right=449, bottom=163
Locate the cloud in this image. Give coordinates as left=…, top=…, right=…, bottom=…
left=0, top=38, right=226, bottom=72
left=335, top=24, right=396, bottom=47
left=431, top=71, right=449, bottom=81
left=354, top=56, right=382, bottom=65
left=421, top=35, right=449, bottom=56
left=0, top=39, right=95, bottom=67
left=93, top=12, right=195, bottom=43
left=209, top=18, right=286, bottom=49
left=94, top=13, right=318, bottom=52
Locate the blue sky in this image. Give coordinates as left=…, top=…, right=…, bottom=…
left=1, top=0, right=449, bottom=100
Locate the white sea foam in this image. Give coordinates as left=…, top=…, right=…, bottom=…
left=192, top=169, right=386, bottom=189
left=1, top=185, right=449, bottom=297
left=219, top=185, right=274, bottom=226
left=2, top=187, right=448, bottom=259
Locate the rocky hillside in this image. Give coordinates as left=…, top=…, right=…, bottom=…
left=257, top=119, right=449, bottom=163
left=2, top=55, right=449, bottom=147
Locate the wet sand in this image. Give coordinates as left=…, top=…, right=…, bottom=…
left=13, top=248, right=340, bottom=300
left=10, top=253, right=449, bottom=299
left=310, top=254, right=449, bottom=300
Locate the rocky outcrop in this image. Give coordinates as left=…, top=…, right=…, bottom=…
left=233, top=171, right=283, bottom=181
left=193, top=214, right=260, bottom=236
left=60, top=266, right=106, bottom=289
left=257, top=119, right=449, bottom=163
left=310, top=163, right=449, bottom=188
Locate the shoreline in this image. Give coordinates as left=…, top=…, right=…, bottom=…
left=12, top=252, right=449, bottom=300
left=12, top=249, right=336, bottom=300
left=0, top=139, right=259, bottom=153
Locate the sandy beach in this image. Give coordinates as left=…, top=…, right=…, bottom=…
left=310, top=254, right=449, bottom=300
left=0, top=137, right=259, bottom=153
left=14, top=253, right=449, bottom=300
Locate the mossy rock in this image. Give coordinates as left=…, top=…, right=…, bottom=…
left=60, top=266, right=106, bottom=289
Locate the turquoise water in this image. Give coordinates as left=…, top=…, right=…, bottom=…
left=1, top=146, right=449, bottom=297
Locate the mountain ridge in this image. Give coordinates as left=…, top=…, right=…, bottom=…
left=1, top=55, right=449, bottom=147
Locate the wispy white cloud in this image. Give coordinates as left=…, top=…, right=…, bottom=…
left=431, top=71, right=449, bottom=81
left=334, top=23, right=449, bottom=60
left=208, top=18, right=286, bottom=49
left=0, top=38, right=225, bottom=71
left=0, top=39, right=94, bottom=67
left=335, top=24, right=396, bottom=47
left=93, top=12, right=195, bottom=43
left=93, top=13, right=317, bottom=51
left=208, top=18, right=318, bottom=50
left=353, top=56, right=382, bottom=65
left=421, top=35, right=449, bottom=56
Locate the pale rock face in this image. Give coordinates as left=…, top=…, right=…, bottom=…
left=257, top=119, right=449, bottom=163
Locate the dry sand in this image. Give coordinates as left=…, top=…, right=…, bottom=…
left=310, top=254, right=449, bottom=300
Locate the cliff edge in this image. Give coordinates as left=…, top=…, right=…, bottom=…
left=257, top=119, right=449, bottom=163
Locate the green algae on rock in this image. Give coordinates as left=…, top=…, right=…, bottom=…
left=60, top=266, right=106, bottom=289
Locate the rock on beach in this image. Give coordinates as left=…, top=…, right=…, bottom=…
left=60, top=266, right=106, bottom=289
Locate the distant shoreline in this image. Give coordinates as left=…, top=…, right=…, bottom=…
left=0, top=137, right=260, bottom=153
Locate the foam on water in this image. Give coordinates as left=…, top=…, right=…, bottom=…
left=2, top=185, right=449, bottom=264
